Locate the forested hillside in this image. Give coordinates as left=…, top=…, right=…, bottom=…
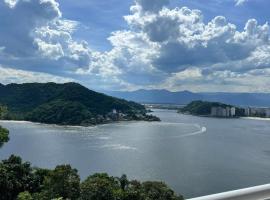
left=0, top=83, right=158, bottom=125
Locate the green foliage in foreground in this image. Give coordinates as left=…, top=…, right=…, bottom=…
left=0, top=155, right=184, bottom=200
left=0, top=125, right=9, bottom=144
left=17, top=192, right=33, bottom=200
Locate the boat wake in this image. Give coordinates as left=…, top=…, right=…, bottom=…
left=168, top=124, right=207, bottom=139
left=100, top=144, right=137, bottom=151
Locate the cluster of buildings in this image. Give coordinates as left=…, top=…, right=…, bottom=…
left=211, top=107, right=236, bottom=118
left=244, top=107, right=270, bottom=118
left=107, top=109, right=128, bottom=121
left=210, top=106, right=270, bottom=118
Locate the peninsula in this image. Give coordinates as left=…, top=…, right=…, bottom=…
left=179, top=100, right=245, bottom=118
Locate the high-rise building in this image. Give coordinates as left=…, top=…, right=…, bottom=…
left=266, top=109, right=270, bottom=118
left=231, top=107, right=236, bottom=117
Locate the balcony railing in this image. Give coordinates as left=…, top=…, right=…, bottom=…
left=187, top=183, right=270, bottom=200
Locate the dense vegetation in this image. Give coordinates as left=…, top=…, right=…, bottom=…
left=0, top=82, right=159, bottom=125
left=0, top=155, right=184, bottom=200
left=0, top=106, right=9, bottom=144
left=0, top=126, right=9, bottom=144
left=180, top=100, right=245, bottom=116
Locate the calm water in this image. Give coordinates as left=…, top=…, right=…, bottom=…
left=1, top=109, right=270, bottom=198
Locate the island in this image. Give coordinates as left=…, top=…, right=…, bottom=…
left=179, top=100, right=245, bottom=118
left=0, top=82, right=160, bottom=126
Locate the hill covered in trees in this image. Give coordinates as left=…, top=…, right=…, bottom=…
left=0, top=82, right=159, bottom=125
left=1, top=155, right=184, bottom=200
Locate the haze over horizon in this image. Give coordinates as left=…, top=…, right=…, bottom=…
left=1, top=0, right=270, bottom=93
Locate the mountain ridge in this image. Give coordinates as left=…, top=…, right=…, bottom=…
left=106, top=89, right=270, bottom=107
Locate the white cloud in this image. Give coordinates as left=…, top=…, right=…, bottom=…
left=0, top=0, right=61, bottom=57
left=0, top=0, right=93, bottom=70
left=76, top=1, right=270, bottom=92
left=160, top=68, right=270, bottom=93
left=0, top=65, right=73, bottom=84
left=123, top=6, right=270, bottom=73
left=235, top=0, right=248, bottom=6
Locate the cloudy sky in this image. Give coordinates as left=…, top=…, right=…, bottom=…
left=0, top=0, right=270, bottom=92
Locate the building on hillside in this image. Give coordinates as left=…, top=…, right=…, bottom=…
left=244, top=107, right=270, bottom=118
left=221, top=108, right=227, bottom=117
left=211, top=106, right=236, bottom=118
left=265, top=108, right=270, bottom=118
left=211, top=107, right=218, bottom=116
left=226, top=107, right=231, bottom=117
left=231, top=107, right=236, bottom=117
left=245, top=107, right=251, bottom=116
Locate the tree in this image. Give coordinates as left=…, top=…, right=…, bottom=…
left=17, top=192, right=33, bottom=200
left=119, top=174, right=129, bottom=191
left=121, top=180, right=142, bottom=200
left=80, top=173, right=119, bottom=200
left=42, top=165, right=80, bottom=200
left=0, top=155, right=37, bottom=200
left=141, top=181, right=184, bottom=200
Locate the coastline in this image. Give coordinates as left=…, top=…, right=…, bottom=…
left=0, top=117, right=161, bottom=128
left=178, top=112, right=240, bottom=119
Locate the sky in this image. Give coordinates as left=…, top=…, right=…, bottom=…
left=0, top=0, right=270, bottom=92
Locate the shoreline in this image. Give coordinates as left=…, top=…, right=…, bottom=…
left=178, top=112, right=240, bottom=119
left=0, top=118, right=161, bottom=128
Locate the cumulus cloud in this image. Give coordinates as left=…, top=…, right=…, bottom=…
left=75, top=0, right=270, bottom=92
left=0, top=0, right=59, bottom=57
left=103, top=1, right=270, bottom=91
left=160, top=68, right=270, bottom=93
left=0, top=0, right=93, bottom=71
left=1, top=0, right=270, bottom=92
left=123, top=6, right=270, bottom=73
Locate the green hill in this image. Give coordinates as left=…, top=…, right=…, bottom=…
left=0, top=82, right=158, bottom=125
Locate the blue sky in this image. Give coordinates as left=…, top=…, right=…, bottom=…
left=0, top=0, right=270, bottom=92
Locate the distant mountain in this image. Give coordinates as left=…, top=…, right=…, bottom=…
left=0, top=82, right=158, bottom=125
left=107, top=90, right=270, bottom=107
left=107, top=89, right=202, bottom=104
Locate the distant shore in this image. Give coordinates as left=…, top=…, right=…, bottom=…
left=0, top=116, right=160, bottom=128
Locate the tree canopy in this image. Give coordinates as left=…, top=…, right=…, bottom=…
left=0, top=155, right=184, bottom=200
